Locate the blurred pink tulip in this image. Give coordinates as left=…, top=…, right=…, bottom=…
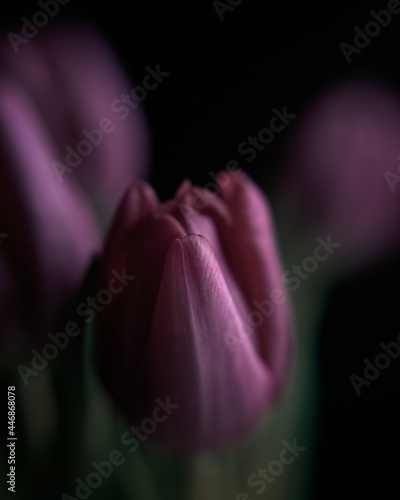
left=94, top=171, right=293, bottom=450
left=0, top=21, right=150, bottom=229
left=0, top=79, right=99, bottom=347
left=0, top=22, right=150, bottom=349
left=277, top=76, right=400, bottom=269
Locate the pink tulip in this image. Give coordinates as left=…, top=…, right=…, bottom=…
left=277, top=76, right=400, bottom=269
left=0, top=79, right=100, bottom=348
left=94, top=171, right=293, bottom=450
left=0, top=23, right=149, bottom=348
left=0, top=21, right=150, bottom=230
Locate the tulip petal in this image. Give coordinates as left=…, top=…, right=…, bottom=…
left=100, top=181, right=159, bottom=277
left=167, top=188, right=253, bottom=347
left=142, top=234, right=275, bottom=450
left=40, top=23, right=150, bottom=220
left=96, top=213, right=186, bottom=408
left=1, top=22, right=150, bottom=230
left=0, top=79, right=100, bottom=340
left=214, top=172, right=293, bottom=388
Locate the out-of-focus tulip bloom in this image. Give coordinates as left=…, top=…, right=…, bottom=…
left=276, top=76, right=400, bottom=269
left=0, top=23, right=149, bottom=349
left=0, top=22, right=150, bottom=230
left=0, top=79, right=99, bottom=348
left=94, top=171, right=293, bottom=450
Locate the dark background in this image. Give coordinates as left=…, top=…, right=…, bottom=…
left=2, top=1, right=400, bottom=497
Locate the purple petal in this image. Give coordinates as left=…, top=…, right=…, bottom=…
left=1, top=21, right=150, bottom=229
left=143, top=234, right=275, bottom=450
left=95, top=211, right=186, bottom=412
left=214, top=171, right=293, bottom=388
left=0, top=79, right=100, bottom=341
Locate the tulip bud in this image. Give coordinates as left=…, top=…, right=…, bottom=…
left=94, top=171, right=293, bottom=450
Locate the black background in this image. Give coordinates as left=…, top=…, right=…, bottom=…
left=2, top=1, right=400, bottom=497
